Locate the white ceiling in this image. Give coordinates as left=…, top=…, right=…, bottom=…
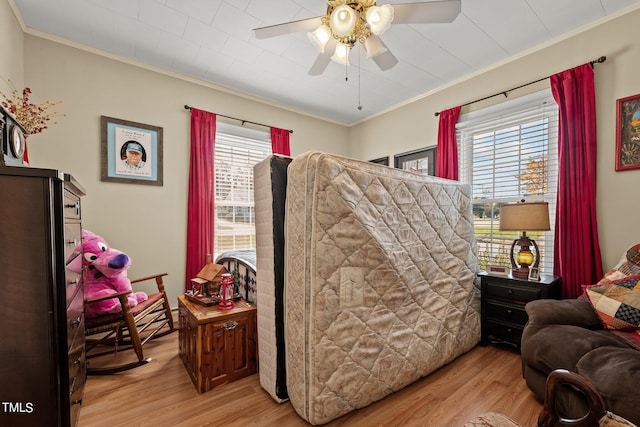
left=11, top=0, right=640, bottom=125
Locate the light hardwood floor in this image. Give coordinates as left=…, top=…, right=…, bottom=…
left=78, top=327, right=542, bottom=427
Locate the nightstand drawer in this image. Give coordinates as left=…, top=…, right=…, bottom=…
left=485, top=300, right=528, bottom=324
left=485, top=319, right=523, bottom=345
left=484, top=281, right=541, bottom=303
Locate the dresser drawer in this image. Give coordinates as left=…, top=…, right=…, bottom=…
left=485, top=300, right=528, bottom=325
left=484, top=280, right=541, bottom=303
left=65, top=269, right=82, bottom=308
left=67, top=314, right=84, bottom=354
left=67, top=290, right=84, bottom=352
left=64, top=190, right=81, bottom=219
left=68, top=342, right=86, bottom=394
left=64, top=223, right=81, bottom=261
left=69, top=377, right=84, bottom=424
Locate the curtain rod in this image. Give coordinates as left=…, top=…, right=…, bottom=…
left=184, top=105, right=293, bottom=134
left=434, top=56, right=607, bottom=116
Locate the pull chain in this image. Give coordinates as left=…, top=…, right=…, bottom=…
left=345, top=47, right=349, bottom=82
left=357, top=45, right=362, bottom=111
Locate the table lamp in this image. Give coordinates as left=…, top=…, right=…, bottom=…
left=499, top=201, right=550, bottom=279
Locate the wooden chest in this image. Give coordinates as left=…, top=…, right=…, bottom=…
left=177, top=295, right=257, bottom=393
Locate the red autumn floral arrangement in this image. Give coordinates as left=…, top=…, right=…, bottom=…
left=1, top=87, right=63, bottom=135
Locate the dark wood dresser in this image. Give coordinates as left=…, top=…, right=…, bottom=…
left=0, top=166, right=86, bottom=427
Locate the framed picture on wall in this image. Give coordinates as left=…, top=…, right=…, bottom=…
left=394, top=147, right=436, bottom=176
left=528, top=267, right=541, bottom=281
left=101, top=116, right=163, bottom=186
left=615, top=93, right=640, bottom=171
left=369, top=156, right=389, bottom=166
left=487, top=265, right=510, bottom=277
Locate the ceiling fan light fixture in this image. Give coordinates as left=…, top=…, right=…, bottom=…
left=363, top=36, right=387, bottom=58
left=308, top=24, right=332, bottom=52
left=330, top=4, right=357, bottom=37
left=254, top=0, right=463, bottom=76
left=366, top=4, right=394, bottom=35
left=330, top=42, right=350, bottom=65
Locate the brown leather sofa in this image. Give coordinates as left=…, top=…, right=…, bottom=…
left=520, top=297, right=640, bottom=425
left=521, top=244, right=640, bottom=425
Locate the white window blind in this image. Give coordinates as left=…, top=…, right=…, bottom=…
left=214, top=122, right=271, bottom=258
left=457, top=90, right=559, bottom=274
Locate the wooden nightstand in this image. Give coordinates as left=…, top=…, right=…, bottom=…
left=178, top=295, right=257, bottom=393
left=479, top=271, right=560, bottom=349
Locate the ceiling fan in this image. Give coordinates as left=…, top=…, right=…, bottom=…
left=253, top=0, right=461, bottom=76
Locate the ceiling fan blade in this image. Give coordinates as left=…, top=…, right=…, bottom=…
left=392, top=0, right=461, bottom=24
left=308, top=39, right=338, bottom=76
left=363, top=36, right=398, bottom=71
left=372, top=47, right=398, bottom=71
left=253, top=16, right=322, bottom=39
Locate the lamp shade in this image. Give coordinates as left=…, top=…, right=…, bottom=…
left=331, top=42, right=350, bottom=65
left=499, top=202, right=550, bottom=231
left=330, top=5, right=357, bottom=37
left=307, top=24, right=332, bottom=52
left=363, top=35, right=387, bottom=58
left=366, top=4, right=394, bottom=35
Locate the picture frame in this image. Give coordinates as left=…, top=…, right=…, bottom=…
left=615, top=93, right=640, bottom=171
left=369, top=156, right=389, bottom=166
left=486, top=265, right=510, bottom=277
left=528, top=267, right=540, bottom=281
left=101, top=116, right=163, bottom=186
left=394, top=147, right=436, bottom=176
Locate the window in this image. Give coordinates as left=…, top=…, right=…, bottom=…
left=214, top=122, right=271, bottom=258
left=457, top=90, right=559, bottom=274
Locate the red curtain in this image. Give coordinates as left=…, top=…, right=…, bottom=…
left=436, top=106, right=461, bottom=180
left=185, top=108, right=216, bottom=291
left=551, top=64, right=603, bottom=298
left=270, top=127, right=291, bottom=156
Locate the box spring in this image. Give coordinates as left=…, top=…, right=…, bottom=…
left=254, top=155, right=292, bottom=403
left=284, top=152, right=480, bottom=424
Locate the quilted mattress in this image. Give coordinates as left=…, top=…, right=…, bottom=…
left=285, top=152, right=480, bottom=425
left=254, top=154, right=292, bottom=403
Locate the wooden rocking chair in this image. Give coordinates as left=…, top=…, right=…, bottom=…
left=84, top=273, right=175, bottom=375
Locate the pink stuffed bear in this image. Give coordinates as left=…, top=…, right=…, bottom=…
left=70, top=230, right=147, bottom=318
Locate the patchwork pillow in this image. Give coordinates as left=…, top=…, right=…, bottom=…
left=585, top=276, right=640, bottom=331
left=598, top=244, right=640, bottom=284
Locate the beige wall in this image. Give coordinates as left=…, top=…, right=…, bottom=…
left=0, top=0, right=23, bottom=94
left=349, top=6, right=640, bottom=272
left=5, top=2, right=639, bottom=303
left=21, top=36, right=349, bottom=305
